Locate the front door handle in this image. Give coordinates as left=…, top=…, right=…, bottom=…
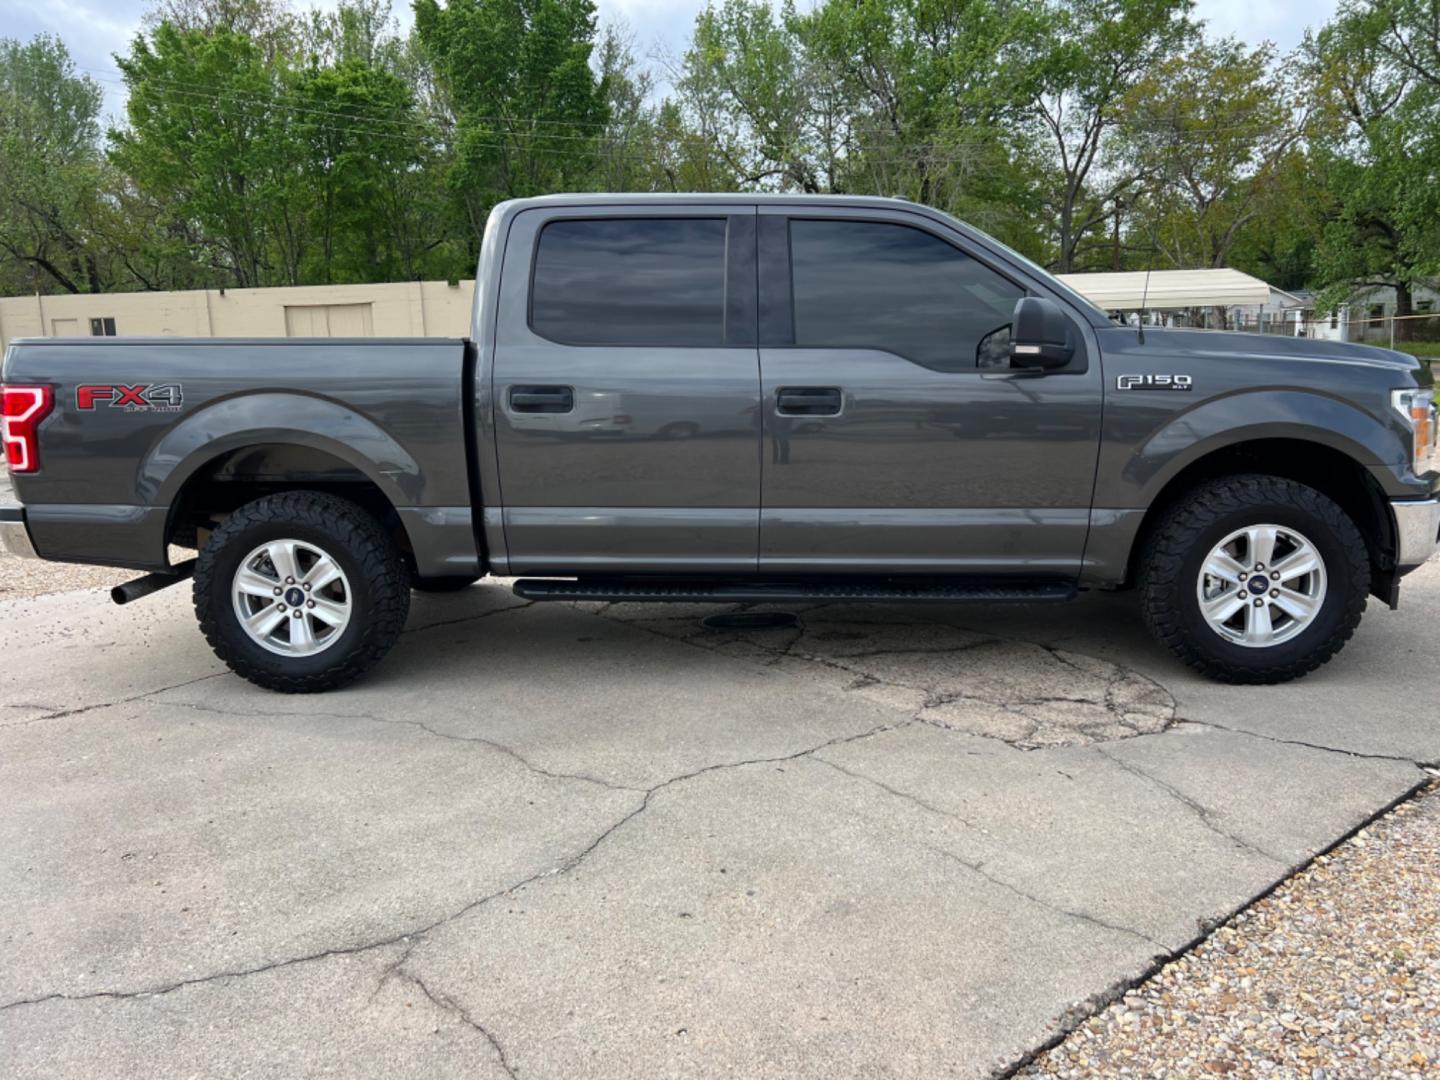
left=510, top=385, right=574, bottom=413
left=776, top=387, right=842, bottom=416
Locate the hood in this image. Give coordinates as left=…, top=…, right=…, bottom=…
left=1119, top=327, right=1424, bottom=376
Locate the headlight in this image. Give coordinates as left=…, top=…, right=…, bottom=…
left=1393, top=387, right=1437, bottom=474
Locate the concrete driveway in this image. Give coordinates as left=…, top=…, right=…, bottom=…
left=1, top=560, right=1436, bottom=1078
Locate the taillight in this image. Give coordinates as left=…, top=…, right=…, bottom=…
left=1, top=384, right=54, bottom=474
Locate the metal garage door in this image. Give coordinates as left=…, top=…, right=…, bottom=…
left=283, top=303, right=374, bottom=337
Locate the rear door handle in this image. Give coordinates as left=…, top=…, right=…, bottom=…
left=509, top=385, right=574, bottom=413
left=776, top=387, right=842, bottom=416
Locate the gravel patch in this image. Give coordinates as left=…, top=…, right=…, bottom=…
left=0, top=551, right=137, bottom=600
left=1019, top=781, right=1440, bottom=1079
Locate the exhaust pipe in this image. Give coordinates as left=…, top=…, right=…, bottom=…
left=111, top=559, right=197, bottom=606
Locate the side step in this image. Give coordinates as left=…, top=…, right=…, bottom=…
left=511, top=578, right=1077, bottom=604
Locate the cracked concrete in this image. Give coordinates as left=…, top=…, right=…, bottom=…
left=1, top=558, right=1436, bottom=1077
left=589, top=600, right=1177, bottom=749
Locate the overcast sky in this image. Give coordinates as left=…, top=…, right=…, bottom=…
left=0, top=0, right=1340, bottom=122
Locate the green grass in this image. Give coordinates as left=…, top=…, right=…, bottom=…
left=1395, top=340, right=1440, bottom=360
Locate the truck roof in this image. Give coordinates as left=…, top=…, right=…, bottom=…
left=502, top=192, right=919, bottom=208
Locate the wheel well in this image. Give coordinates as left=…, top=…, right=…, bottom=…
left=1126, top=439, right=1395, bottom=600
left=166, top=444, right=414, bottom=565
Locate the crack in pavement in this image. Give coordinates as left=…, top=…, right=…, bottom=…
left=392, top=964, right=518, bottom=1079
left=588, top=603, right=1177, bottom=752
left=810, top=755, right=991, bottom=834
left=1093, top=746, right=1290, bottom=865
left=146, top=698, right=642, bottom=793
left=1176, top=717, right=1437, bottom=768
left=0, top=717, right=906, bottom=1014
left=810, top=753, right=1169, bottom=953
left=0, top=671, right=228, bottom=730
left=927, top=846, right=1169, bottom=953
left=401, top=600, right=533, bottom=637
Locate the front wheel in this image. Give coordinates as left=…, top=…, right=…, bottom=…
left=1140, top=474, right=1370, bottom=684
left=194, top=492, right=411, bottom=693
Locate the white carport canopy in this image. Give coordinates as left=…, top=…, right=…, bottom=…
left=1055, top=268, right=1271, bottom=310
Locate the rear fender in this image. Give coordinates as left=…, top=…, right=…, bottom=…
left=143, top=392, right=421, bottom=508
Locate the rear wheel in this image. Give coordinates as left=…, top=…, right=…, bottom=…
left=195, top=492, right=410, bottom=693
left=1140, top=474, right=1369, bottom=684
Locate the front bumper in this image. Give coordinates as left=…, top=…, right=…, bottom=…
left=0, top=504, right=38, bottom=559
left=1392, top=496, right=1440, bottom=568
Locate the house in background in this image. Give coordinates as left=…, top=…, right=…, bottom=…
left=1291, top=282, right=1440, bottom=344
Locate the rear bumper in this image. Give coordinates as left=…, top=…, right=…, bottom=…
left=0, top=505, right=38, bottom=559
left=1392, top=496, right=1440, bottom=568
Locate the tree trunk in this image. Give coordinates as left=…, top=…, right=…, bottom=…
left=1393, top=280, right=1414, bottom=342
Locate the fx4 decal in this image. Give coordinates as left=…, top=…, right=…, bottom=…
left=76, top=384, right=184, bottom=412
left=1116, top=374, right=1193, bottom=392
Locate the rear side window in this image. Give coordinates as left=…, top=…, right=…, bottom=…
left=788, top=219, right=1024, bottom=371
left=531, top=218, right=728, bottom=347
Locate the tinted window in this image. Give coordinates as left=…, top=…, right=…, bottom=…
left=532, top=218, right=728, bottom=346
left=789, top=219, right=1024, bottom=371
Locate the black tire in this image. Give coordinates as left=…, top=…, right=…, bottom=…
left=194, top=491, right=410, bottom=693
left=411, top=575, right=480, bottom=593
left=1139, top=474, right=1369, bottom=684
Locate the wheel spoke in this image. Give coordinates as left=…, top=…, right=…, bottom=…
left=266, top=541, right=301, bottom=583
left=1203, top=551, right=1247, bottom=584
left=1244, top=601, right=1274, bottom=644
left=1203, top=590, right=1247, bottom=624
left=1271, top=587, right=1318, bottom=622
left=303, top=555, right=343, bottom=591
left=244, top=602, right=286, bottom=638
left=235, top=568, right=279, bottom=599
left=288, top=612, right=315, bottom=651
left=1270, top=544, right=1320, bottom=583
left=1246, top=525, right=1278, bottom=569
left=308, top=597, right=349, bottom=627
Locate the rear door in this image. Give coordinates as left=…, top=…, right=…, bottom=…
left=756, top=206, right=1103, bottom=575
left=492, top=205, right=760, bottom=574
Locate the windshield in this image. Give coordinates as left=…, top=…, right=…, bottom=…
left=960, top=221, right=1118, bottom=324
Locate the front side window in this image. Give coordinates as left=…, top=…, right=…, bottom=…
left=788, top=219, right=1024, bottom=371
left=531, top=218, right=728, bottom=347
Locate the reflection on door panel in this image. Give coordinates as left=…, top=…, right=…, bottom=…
left=759, top=214, right=1102, bottom=573
left=493, top=211, right=762, bottom=574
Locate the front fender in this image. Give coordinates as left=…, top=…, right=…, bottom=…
left=142, top=392, right=423, bottom=507
left=1114, top=389, right=1405, bottom=506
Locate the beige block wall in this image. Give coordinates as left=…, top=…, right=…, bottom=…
left=0, top=281, right=478, bottom=351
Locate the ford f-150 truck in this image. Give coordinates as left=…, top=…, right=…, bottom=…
left=3, top=194, right=1437, bottom=692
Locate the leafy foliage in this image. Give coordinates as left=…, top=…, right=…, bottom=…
left=0, top=0, right=1433, bottom=305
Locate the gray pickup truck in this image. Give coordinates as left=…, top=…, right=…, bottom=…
left=3, top=194, right=1437, bottom=692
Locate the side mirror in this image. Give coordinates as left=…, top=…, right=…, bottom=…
left=1010, top=297, right=1074, bottom=370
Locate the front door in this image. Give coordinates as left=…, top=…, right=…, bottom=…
left=756, top=207, right=1103, bottom=575
left=492, top=206, right=761, bottom=574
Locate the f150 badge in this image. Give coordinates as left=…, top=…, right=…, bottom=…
left=76, top=384, right=184, bottom=412
left=1116, top=374, right=1193, bottom=391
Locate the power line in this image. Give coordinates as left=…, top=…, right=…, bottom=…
left=78, top=62, right=1312, bottom=153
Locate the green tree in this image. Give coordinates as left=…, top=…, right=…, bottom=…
left=1119, top=39, right=1302, bottom=273
left=111, top=22, right=303, bottom=286
left=1023, top=0, right=1195, bottom=271
left=1306, top=0, right=1440, bottom=340
left=0, top=35, right=111, bottom=294
left=675, top=0, right=846, bottom=192
left=415, top=0, right=610, bottom=246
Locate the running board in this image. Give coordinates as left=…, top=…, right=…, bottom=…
left=511, top=579, right=1077, bottom=604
